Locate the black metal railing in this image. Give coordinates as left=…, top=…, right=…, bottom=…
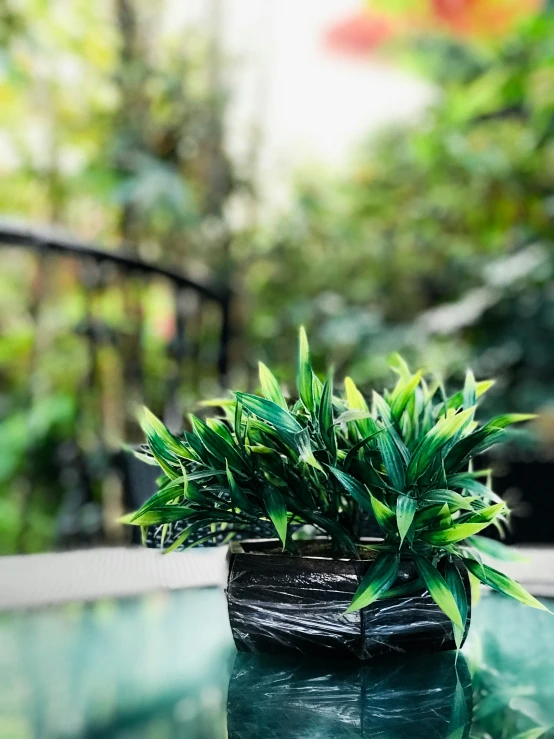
left=0, top=222, right=231, bottom=551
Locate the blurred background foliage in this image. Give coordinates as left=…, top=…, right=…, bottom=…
left=2, top=0, right=554, bottom=552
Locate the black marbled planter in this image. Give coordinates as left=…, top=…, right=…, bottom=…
left=226, top=539, right=471, bottom=660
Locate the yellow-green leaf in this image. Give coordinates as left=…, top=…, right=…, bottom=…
left=346, top=554, right=400, bottom=613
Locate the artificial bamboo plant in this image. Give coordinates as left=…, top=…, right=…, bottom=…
left=125, top=328, right=548, bottom=636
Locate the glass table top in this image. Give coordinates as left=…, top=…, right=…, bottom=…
left=1, top=586, right=553, bottom=739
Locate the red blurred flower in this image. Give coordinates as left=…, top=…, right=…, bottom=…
left=430, top=0, right=542, bottom=36
left=325, top=10, right=395, bottom=57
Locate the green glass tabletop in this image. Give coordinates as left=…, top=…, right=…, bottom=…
left=0, top=588, right=553, bottom=739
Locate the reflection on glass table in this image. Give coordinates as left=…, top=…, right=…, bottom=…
left=0, top=589, right=552, bottom=738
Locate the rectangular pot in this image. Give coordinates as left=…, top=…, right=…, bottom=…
left=226, top=539, right=471, bottom=660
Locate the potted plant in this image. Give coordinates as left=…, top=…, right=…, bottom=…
left=124, top=329, right=547, bottom=659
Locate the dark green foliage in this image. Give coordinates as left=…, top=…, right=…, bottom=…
left=127, top=329, right=542, bottom=625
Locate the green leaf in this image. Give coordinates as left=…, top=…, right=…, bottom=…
left=390, top=371, right=422, bottom=420
left=190, top=415, right=246, bottom=473
left=297, top=326, right=314, bottom=414
left=312, top=372, right=324, bottom=408
left=422, top=521, right=493, bottom=545
left=344, top=376, right=375, bottom=440
left=447, top=473, right=503, bottom=503
left=372, top=391, right=392, bottom=424
left=235, top=392, right=302, bottom=435
left=396, top=495, right=417, bottom=544
left=334, top=409, right=372, bottom=424
left=308, top=512, right=356, bottom=553
left=423, top=489, right=476, bottom=511
left=468, top=535, right=529, bottom=562
left=343, top=428, right=385, bottom=472
left=346, top=554, right=400, bottom=613
left=235, top=400, right=245, bottom=446
left=484, top=413, right=537, bottom=429
left=415, top=503, right=453, bottom=529
left=140, top=407, right=193, bottom=459
left=130, top=506, right=195, bottom=526
left=380, top=578, right=423, bottom=599
left=131, top=472, right=222, bottom=520
left=445, top=427, right=506, bottom=473
left=378, top=426, right=406, bottom=491
left=329, top=467, right=372, bottom=514
left=465, top=502, right=506, bottom=523
left=318, top=374, right=336, bottom=458
left=370, top=492, right=397, bottom=533
left=206, top=418, right=234, bottom=445
left=445, top=379, right=495, bottom=411
left=445, top=563, right=468, bottom=649
left=295, top=428, right=324, bottom=472
left=258, top=362, right=288, bottom=410
left=414, top=555, right=463, bottom=629
left=161, top=519, right=217, bottom=554
left=463, top=559, right=549, bottom=612
left=226, top=461, right=256, bottom=514
left=263, top=485, right=288, bottom=547
left=389, top=353, right=411, bottom=381
left=408, top=407, right=475, bottom=481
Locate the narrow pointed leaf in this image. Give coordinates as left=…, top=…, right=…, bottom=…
left=445, top=427, right=506, bottom=473
left=445, top=563, right=468, bottom=649
left=346, top=554, right=400, bottom=613
left=389, top=353, right=411, bottom=381
left=396, top=495, right=417, bottom=544
left=295, top=428, right=324, bottom=472
left=207, top=418, right=234, bottom=444
left=415, top=503, right=452, bottom=529
left=408, top=407, right=475, bottom=481
left=226, top=460, right=256, bottom=514
left=334, top=409, right=372, bottom=424
left=465, top=502, right=506, bottom=523
left=312, top=372, right=324, bottom=408
left=140, top=407, right=193, bottom=459
left=468, top=536, right=529, bottom=562
left=422, top=521, right=493, bottom=545
left=130, top=506, right=195, bottom=526
left=258, top=362, right=288, bottom=410
left=370, top=492, right=396, bottom=533
left=484, top=413, right=537, bottom=429
left=319, top=374, right=336, bottom=458
left=235, top=392, right=302, bottom=435
left=378, top=427, right=406, bottom=491
left=343, top=427, right=385, bottom=471
left=463, top=559, right=549, bottom=611
left=329, top=467, right=372, bottom=513
left=297, top=326, right=314, bottom=414
left=390, top=371, right=422, bottom=420
left=190, top=415, right=246, bottom=472
left=235, top=400, right=245, bottom=446
left=344, top=377, right=376, bottom=439
left=445, top=380, right=495, bottom=411
left=263, top=485, right=288, bottom=547
left=414, top=554, right=463, bottom=629
left=423, top=489, right=476, bottom=511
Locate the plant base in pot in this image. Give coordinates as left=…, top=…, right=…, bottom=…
left=226, top=539, right=471, bottom=660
